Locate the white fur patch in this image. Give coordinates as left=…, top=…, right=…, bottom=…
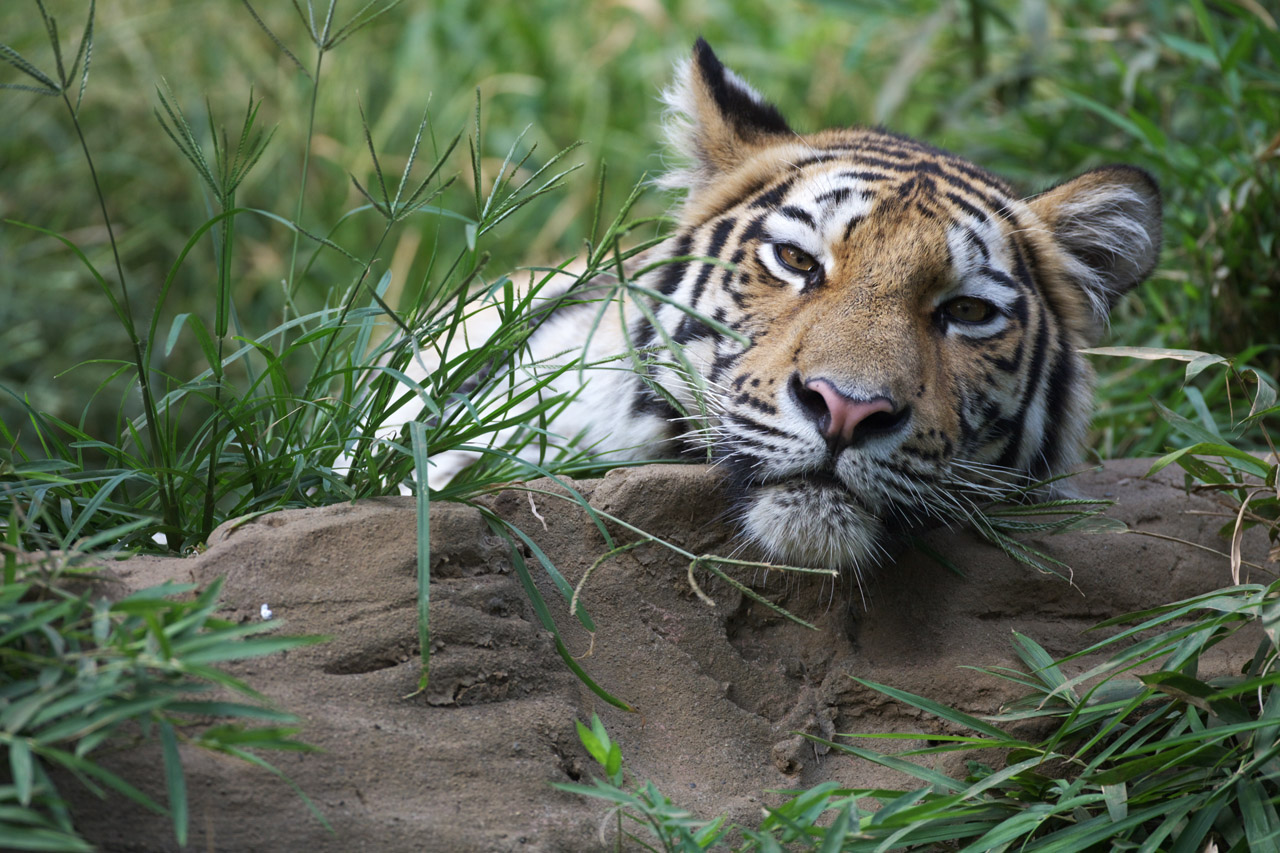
left=1040, top=180, right=1161, bottom=323
left=743, top=483, right=883, bottom=575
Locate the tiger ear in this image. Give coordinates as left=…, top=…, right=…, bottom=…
left=1027, top=166, right=1162, bottom=321
left=660, top=38, right=793, bottom=192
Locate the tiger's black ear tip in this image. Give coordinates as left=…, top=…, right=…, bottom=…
left=693, top=37, right=723, bottom=77
left=687, top=37, right=792, bottom=138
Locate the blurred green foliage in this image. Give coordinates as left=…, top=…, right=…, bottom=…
left=1, top=0, right=1276, bottom=454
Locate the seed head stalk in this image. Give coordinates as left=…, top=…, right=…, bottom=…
left=60, top=88, right=181, bottom=540
left=284, top=45, right=326, bottom=307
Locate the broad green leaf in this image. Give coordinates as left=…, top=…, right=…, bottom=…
left=819, top=801, right=852, bottom=853
left=0, top=824, right=94, bottom=852
left=1101, top=782, right=1127, bottom=823
left=848, top=677, right=1020, bottom=742
left=604, top=741, right=622, bottom=784
left=8, top=739, right=34, bottom=806
left=1237, top=777, right=1280, bottom=851
left=1245, top=367, right=1278, bottom=418
left=160, top=721, right=188, bottom=847
left=575, top=719, right=605, bottom=766
left=1147, top=442, right=1272, bottom=480
left=1011, top=632, right=1071, bottom=696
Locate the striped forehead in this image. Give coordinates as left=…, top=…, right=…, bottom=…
left=757, top=153, right=1016, bottom=237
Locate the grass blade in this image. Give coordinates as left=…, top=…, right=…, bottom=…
left=410, top=420, right=431, bottom=694
left=158, top=721, right=188, bottom=847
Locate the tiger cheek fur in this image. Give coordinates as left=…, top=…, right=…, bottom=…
left=633, top=39, right=1162, bottom=575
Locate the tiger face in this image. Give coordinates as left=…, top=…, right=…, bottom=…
left=619, top=40, right=1162, bottom=572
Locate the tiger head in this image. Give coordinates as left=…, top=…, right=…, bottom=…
left=638, top=40, right=1162, bottom=573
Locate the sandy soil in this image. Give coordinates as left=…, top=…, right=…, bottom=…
left=62, top=459, right=1272, bottom=851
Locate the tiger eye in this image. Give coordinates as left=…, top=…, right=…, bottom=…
left=775, top=244, right=819, bottom=274
left=943, top=297, right=996, bottom=324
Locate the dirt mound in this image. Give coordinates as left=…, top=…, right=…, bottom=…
left=65, top=460, right=1270, bottom=851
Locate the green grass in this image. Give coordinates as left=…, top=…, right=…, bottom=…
left=2, top=0, right=1276, bottom=458
left=0, top=538, right=325, bottom=850
left=1, top=0, right=1278, bottom=849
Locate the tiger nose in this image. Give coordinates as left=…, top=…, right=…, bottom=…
left=790, top=376, right=911, bottom=452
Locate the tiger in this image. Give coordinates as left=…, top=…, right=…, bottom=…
left=412, top=38, right=1162, bottom=577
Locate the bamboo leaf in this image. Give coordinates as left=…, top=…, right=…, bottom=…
left=159, top=722, right=188, bottom=847
left=8, top=740, right=34, bottom=807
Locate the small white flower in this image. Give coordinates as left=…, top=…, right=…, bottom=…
left=260, top=603, right=273, bottom=620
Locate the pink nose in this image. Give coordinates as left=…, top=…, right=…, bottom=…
left=804, top=379, right=895, bottom=444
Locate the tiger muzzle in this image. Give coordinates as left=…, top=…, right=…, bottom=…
left=788, top=375, right=912, bottom=456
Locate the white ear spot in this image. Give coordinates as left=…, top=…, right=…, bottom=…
left=1029, top=166, right=1162, bottom=321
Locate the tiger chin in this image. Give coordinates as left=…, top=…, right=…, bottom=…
left=426, top=39, right=1162, bottom=578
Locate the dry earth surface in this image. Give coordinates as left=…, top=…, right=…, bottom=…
left=63, top=459, right=1273, bottom=851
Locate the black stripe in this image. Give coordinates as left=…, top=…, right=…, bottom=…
left=738, top=214, right=767, bottom=245
left=630, top=315, right=655, bottom=349
left=628, top=379, right=680, bottom=420
left=978, top=266, right=1029, bottom=295
left=734, top=392, right=777, bottom=416
left=944, top=191, right=991, bottom=225
left=672, top=315, right=701, bottom=345
left=687, top=262, right=718, bottom=310
left=1011, top=233, right=1042, bottom=295
left=688, top=217, right=737, bottom=306
left=815, top=187, right=852, bottom=206
left=944, top=156, right=1015, bottom=197
left=962, top=226, right=990, bottom=262
left=706, top=217, right=736, bottom=256
left=788, top=152, right=847, bottom=171
left=778, top=205, right=815, bottom=227
left=750, top=177, right=796, bottom=209
left=994, top=302, right=1050, bottom=469
left=733, top=136, right=1015, bottom=209
left=726, top=413, right=791, bottom=440
left=709, top=349, right=740, bottom=379
left=981, top=338, right=1024, bottom=373
left=836, top=169, right=892, bottom=184
left=1033, top=337, right=1075, bottom=478
left=912, top=199, right=942, bottom=221
left=721, top=250, right=746, bottom=305
left=656, top=234, right=694, bottom=296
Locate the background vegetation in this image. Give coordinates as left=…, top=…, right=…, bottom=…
left=3, top=0, right=1276, bottom=462
left=0, top=0, right=1276, bottom=849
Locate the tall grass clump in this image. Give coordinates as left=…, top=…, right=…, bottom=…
left=0, top=0, right=658, bottom=841
left=0, top=528, right=324, bottom=850
left=0, top=0, right=596, bottom=553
